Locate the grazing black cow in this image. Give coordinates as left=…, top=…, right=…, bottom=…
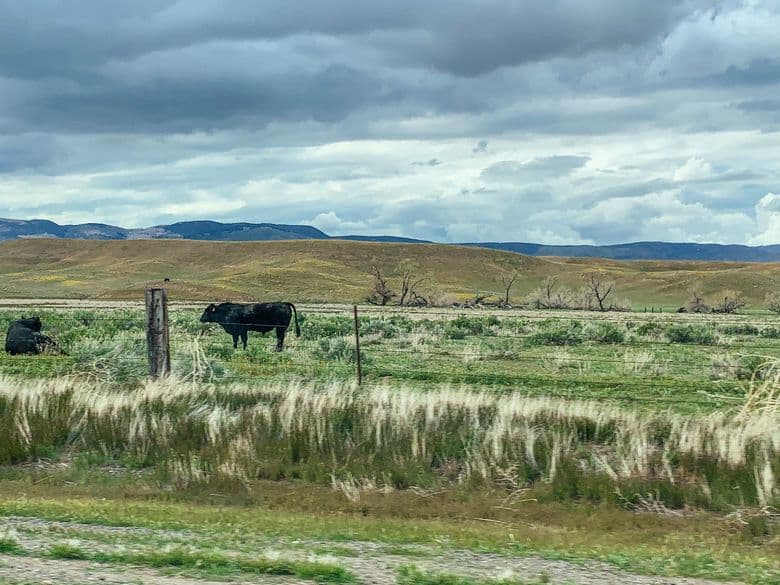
left=200, top=302, right=300, bottom=351
left=5, top=316, right=57, bottom=355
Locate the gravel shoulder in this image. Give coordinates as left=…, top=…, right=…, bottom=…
left=0, top=516, right=745, bottom=585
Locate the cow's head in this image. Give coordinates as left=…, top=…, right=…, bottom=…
left=19, top=315, right=42, bottom=331
left=199, top=303, right=219, bottom=323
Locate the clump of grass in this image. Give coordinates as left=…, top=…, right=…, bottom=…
left=68, top=332, right=148, bottom=382
left=43, top=542, right=356, bottom=583
left=48, top=541, right=90, bottom=559
left=171, top=337, right=227, bottom=381
left=738, top=362, right=780, bottom=417
left=0, top=528, right=21, bottom=554
left=711, top=353, right=741, bottom=380
left=712, top=354, right=774, bottom=381
left=119, top=548, right=356, bottom=582
left=314, top=337, right=361, bottom=363
left=621, top=350, right=658, bottom=375
left=398, top=565, right=542, bottom=585
left=542, top=349, right=591, bottom=374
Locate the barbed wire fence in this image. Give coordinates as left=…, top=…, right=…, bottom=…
left=1, top=287, right=779, bottom=407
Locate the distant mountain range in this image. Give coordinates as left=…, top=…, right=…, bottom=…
left=460, top=241, right=780, bottom=262
left=2, top=217, right=779, bottom=262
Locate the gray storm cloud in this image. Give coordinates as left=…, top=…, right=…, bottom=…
left=0, top=0, right=778, bottom=244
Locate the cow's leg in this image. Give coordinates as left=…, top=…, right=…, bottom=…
left=240, top=330, right=248, bottom=350
left=275, top=327, right=286, bottom=352
left=231, top=333, right=239, bottom=349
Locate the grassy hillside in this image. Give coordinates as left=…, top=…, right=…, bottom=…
left=1, top=238, right=780, bottom=307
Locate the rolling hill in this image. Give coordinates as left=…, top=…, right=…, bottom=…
left=3, top=218, right=780, bottom=262
left=2, top=238, right=780, bottom=308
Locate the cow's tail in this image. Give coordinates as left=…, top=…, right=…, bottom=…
left=286, top=303, right=301, bottom=337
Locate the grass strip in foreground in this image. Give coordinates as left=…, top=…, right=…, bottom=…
left=44, top=542, right=355, bottom=583
left=1, top=489, right=778, bottom=584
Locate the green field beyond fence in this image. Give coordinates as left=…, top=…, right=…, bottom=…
left=3, top=304, right=780, bottom=410
left=0, top=302, right=779, bottom=515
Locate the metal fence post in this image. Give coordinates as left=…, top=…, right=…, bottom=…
left=353, top=304, right=362, bottom=386
left=146, top=288, right=170, bottom=379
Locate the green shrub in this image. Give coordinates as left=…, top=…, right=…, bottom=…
left=527, top=323, right=584, bottom=346
left=760, top=327, right=780, bottom=339
left=363, top=319, right=401, bottom=339
left=583, top=322, right=625, bottom=344
left=447, top=316, right=494, bottom=337
left=301, top=316, right=353, bottom=340
left=635, top=321, right=664, bottom=337
left=720, top=324, right=759, bottom=336
left=665, top=324, right=717, bottom=345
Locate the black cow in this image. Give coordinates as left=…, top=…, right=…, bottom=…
left=200, top=302, right=300, bottom=351
left=5, top=316, right=57, bottom=355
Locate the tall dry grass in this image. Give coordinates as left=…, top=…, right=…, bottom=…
left=0, top=375, right=777, bottom=509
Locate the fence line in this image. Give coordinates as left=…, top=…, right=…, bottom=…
left=1, top=298, right=778, bottom=408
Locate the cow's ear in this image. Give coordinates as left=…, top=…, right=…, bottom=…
left=209, top=304, right=217, bottom=312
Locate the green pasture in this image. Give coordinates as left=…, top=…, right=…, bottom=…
left=2, top=306, right=780, bottom=412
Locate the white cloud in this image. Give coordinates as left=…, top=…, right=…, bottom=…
left=673, top=157, right=713, bottom=182
left=749, top=193, right=780, bottom=245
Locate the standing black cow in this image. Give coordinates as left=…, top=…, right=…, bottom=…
left=200, top=302, right=300, bottom=351
left=5, top=316, right=57, bottom=355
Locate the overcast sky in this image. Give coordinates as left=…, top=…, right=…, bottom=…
left=1, top=0, right=779, bottom=244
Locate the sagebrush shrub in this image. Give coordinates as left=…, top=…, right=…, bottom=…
left=665, top=324, right=717, bottom=345
left=527, top=323, right=584, bottom=346
left=583, top=322, right=625, bottom=344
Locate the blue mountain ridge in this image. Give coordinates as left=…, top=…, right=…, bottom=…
left=1, top=218, right=778, bottom=262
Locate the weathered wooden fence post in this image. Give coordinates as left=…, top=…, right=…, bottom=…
left=353, top=304, right=362, bottom=386
left=146, top=288, right=170, bottom=379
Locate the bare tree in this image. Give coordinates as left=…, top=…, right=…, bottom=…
left=462, top=291, right=490, bottom=308
left=397, top=260, right=426, bottom=306
left=712, top=290, right=747, bottom=314
left=367, top=263, right=396, bottom=306
left=498, top=270, right=520, bottom=307
left=579, top=287, right=596, bottom=311
left=541, top=276, right=557, bottom=306
left=407, top=291, right=430, bottom=307
left=686, top=289, right=711, bottom=313
left=526, top=276, right=576, bottom=310
left=586, top=274, right=614, bottom=312
left=766, top=291, right=780, bottom=314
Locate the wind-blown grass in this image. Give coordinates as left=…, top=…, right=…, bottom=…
left=0, top=375, right=777, bottom=509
